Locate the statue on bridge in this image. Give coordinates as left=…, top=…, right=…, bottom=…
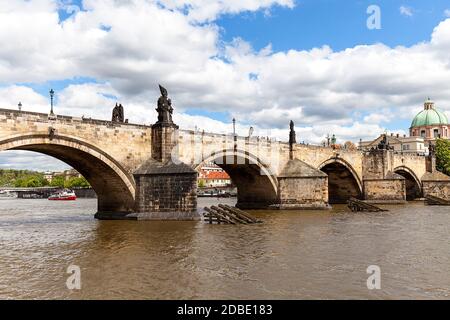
left=289, top=120, right=296, bottom=160
left=376, top=134, right=394, bottom=151
left=112, top=103, right=125, bottom=123
left=289, top=120, right=296, bottom=145
left=156, top=85, right=174, bottom=124
left=428, top=143, right=436, bottom=157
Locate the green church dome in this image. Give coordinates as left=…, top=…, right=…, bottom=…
left=411, top=99, right=448, bottom=128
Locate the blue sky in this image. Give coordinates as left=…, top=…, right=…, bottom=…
left=1, top=0, right=450, bottom=170
left=59, top=0, right=450, bottom=52
left=219, top=0, right=450, bottom=52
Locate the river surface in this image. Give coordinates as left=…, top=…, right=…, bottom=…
left=0, top=198, right=449, bottom=300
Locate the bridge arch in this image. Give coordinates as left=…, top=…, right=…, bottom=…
left=394, top=166, right=422, bottom=200
left=0, top=133, right=136, bottom=215
left=195, top=149, right=278, bottom=209
left=319, top=157, right=363, bottom=204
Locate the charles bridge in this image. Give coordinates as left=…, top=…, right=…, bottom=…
left=0, top=86, right=449, bottom=220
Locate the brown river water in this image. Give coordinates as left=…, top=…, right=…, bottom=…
left=0, top=198, right=449, bottom=300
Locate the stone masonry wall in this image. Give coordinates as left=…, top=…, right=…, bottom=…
left=135, top=173, right=197, bottom=216
left=362, top=150, right=393, bottom=180
left=277, top=176, right=329, bottom=209
left=176, top=129, right=364, bottom=184
left=422, top=181, right=450, bottom=200
left=364, top=179, right=406, bottom=202
left=151, top=125, right=178, bottom=162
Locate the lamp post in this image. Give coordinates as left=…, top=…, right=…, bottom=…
left=232, top=118, right=237, bottom=151
left=18, top=102, right=22, bottom=111
left=49, top=89, right=55, bottom=116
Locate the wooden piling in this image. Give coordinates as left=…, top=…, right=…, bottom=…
left=426, top=195, right=450, bottom=206
left=203, top=204, right=262, bottom=225
left=347, top=198, right=388, bottom=212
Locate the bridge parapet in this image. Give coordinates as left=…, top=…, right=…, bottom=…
left=0, top=108, right=152, bottom=172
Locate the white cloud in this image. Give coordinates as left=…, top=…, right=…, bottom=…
left=0, top=0, right=450, bottom=170
left=0, top=86, right=48, bottom=113
left=157, top=0, right=295, bottom=22
left=400, top=6, right=413, bottom=17
left=0, top=150, right=69, bottom=171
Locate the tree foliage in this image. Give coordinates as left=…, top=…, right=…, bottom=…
left=0, top=169, right=49, bottom=188
left=436, top=139, right=450, bottom=176
left=65, top=176, right=90, bottom=188
left=50, top=175, right=65, bottom=188
left=50, top=175, right=91, bottom=188
left=0, top=170, right=91, bottom=188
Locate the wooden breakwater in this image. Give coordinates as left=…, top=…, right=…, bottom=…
left=203, top=204, right=262, bottom=224
left=426, top=195, right=450, bottom=206
left=347, top=198, right=388, bottom=212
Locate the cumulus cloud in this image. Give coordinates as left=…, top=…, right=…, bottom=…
left=157, top=0, right=295, bottom=22
left=0, top=150, right=69, bottom=171
left=0, top=86, right=48, bottom=112
left=1, top=0, right=450, bottom=171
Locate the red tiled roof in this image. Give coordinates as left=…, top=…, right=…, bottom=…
left=199, top=170, right=230, bottom=180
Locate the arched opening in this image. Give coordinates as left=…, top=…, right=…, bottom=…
left=320, top=161, right=362, bottom=204
left=196, top=150, right=278, bottom=209
left=394, top=168, right=422, bottom=201
left=0, top=134, right=135, bottom=215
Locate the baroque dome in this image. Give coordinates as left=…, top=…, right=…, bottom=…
left=411, top=99, right=448, bottom=128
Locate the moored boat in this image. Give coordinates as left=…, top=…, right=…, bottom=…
left=48, top=189, right=77, bottom=201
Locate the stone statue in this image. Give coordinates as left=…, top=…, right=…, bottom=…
left=289, top=120, right=296, bottom=145
left=112, top=103, right=124, bottom=122
left=429, top=143, right=436, bottom=157
left=48, top=126, right=56, bottom=141
left=377, top=134, right=390, bottom=150
left=156, top=85, right=174, bottom=124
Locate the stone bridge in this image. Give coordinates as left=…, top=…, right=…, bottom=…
left=0, top=106, right=448, bottom=220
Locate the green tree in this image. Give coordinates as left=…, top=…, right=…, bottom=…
left=64, top=176, right=90, bottom=188
left=50, top=175, right=65, bottom=188
left=436, top=139, right=450, bottom=176
left=14, top=174, right=48, bottom=187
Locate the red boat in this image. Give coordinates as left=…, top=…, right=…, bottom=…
left=48, top=190, right=77, bottom=201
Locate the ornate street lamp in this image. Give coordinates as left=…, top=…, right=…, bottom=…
left=49, top=89, right=55, bottom=116
left=232, top=118, right=236, bottom=136
left=18, top=102, right=22, bottom=111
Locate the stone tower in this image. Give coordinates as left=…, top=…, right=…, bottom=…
left=133, top=86, right=198, bottom=220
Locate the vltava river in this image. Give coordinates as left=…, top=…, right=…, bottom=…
left=0, top=198, right=449, bottom=299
